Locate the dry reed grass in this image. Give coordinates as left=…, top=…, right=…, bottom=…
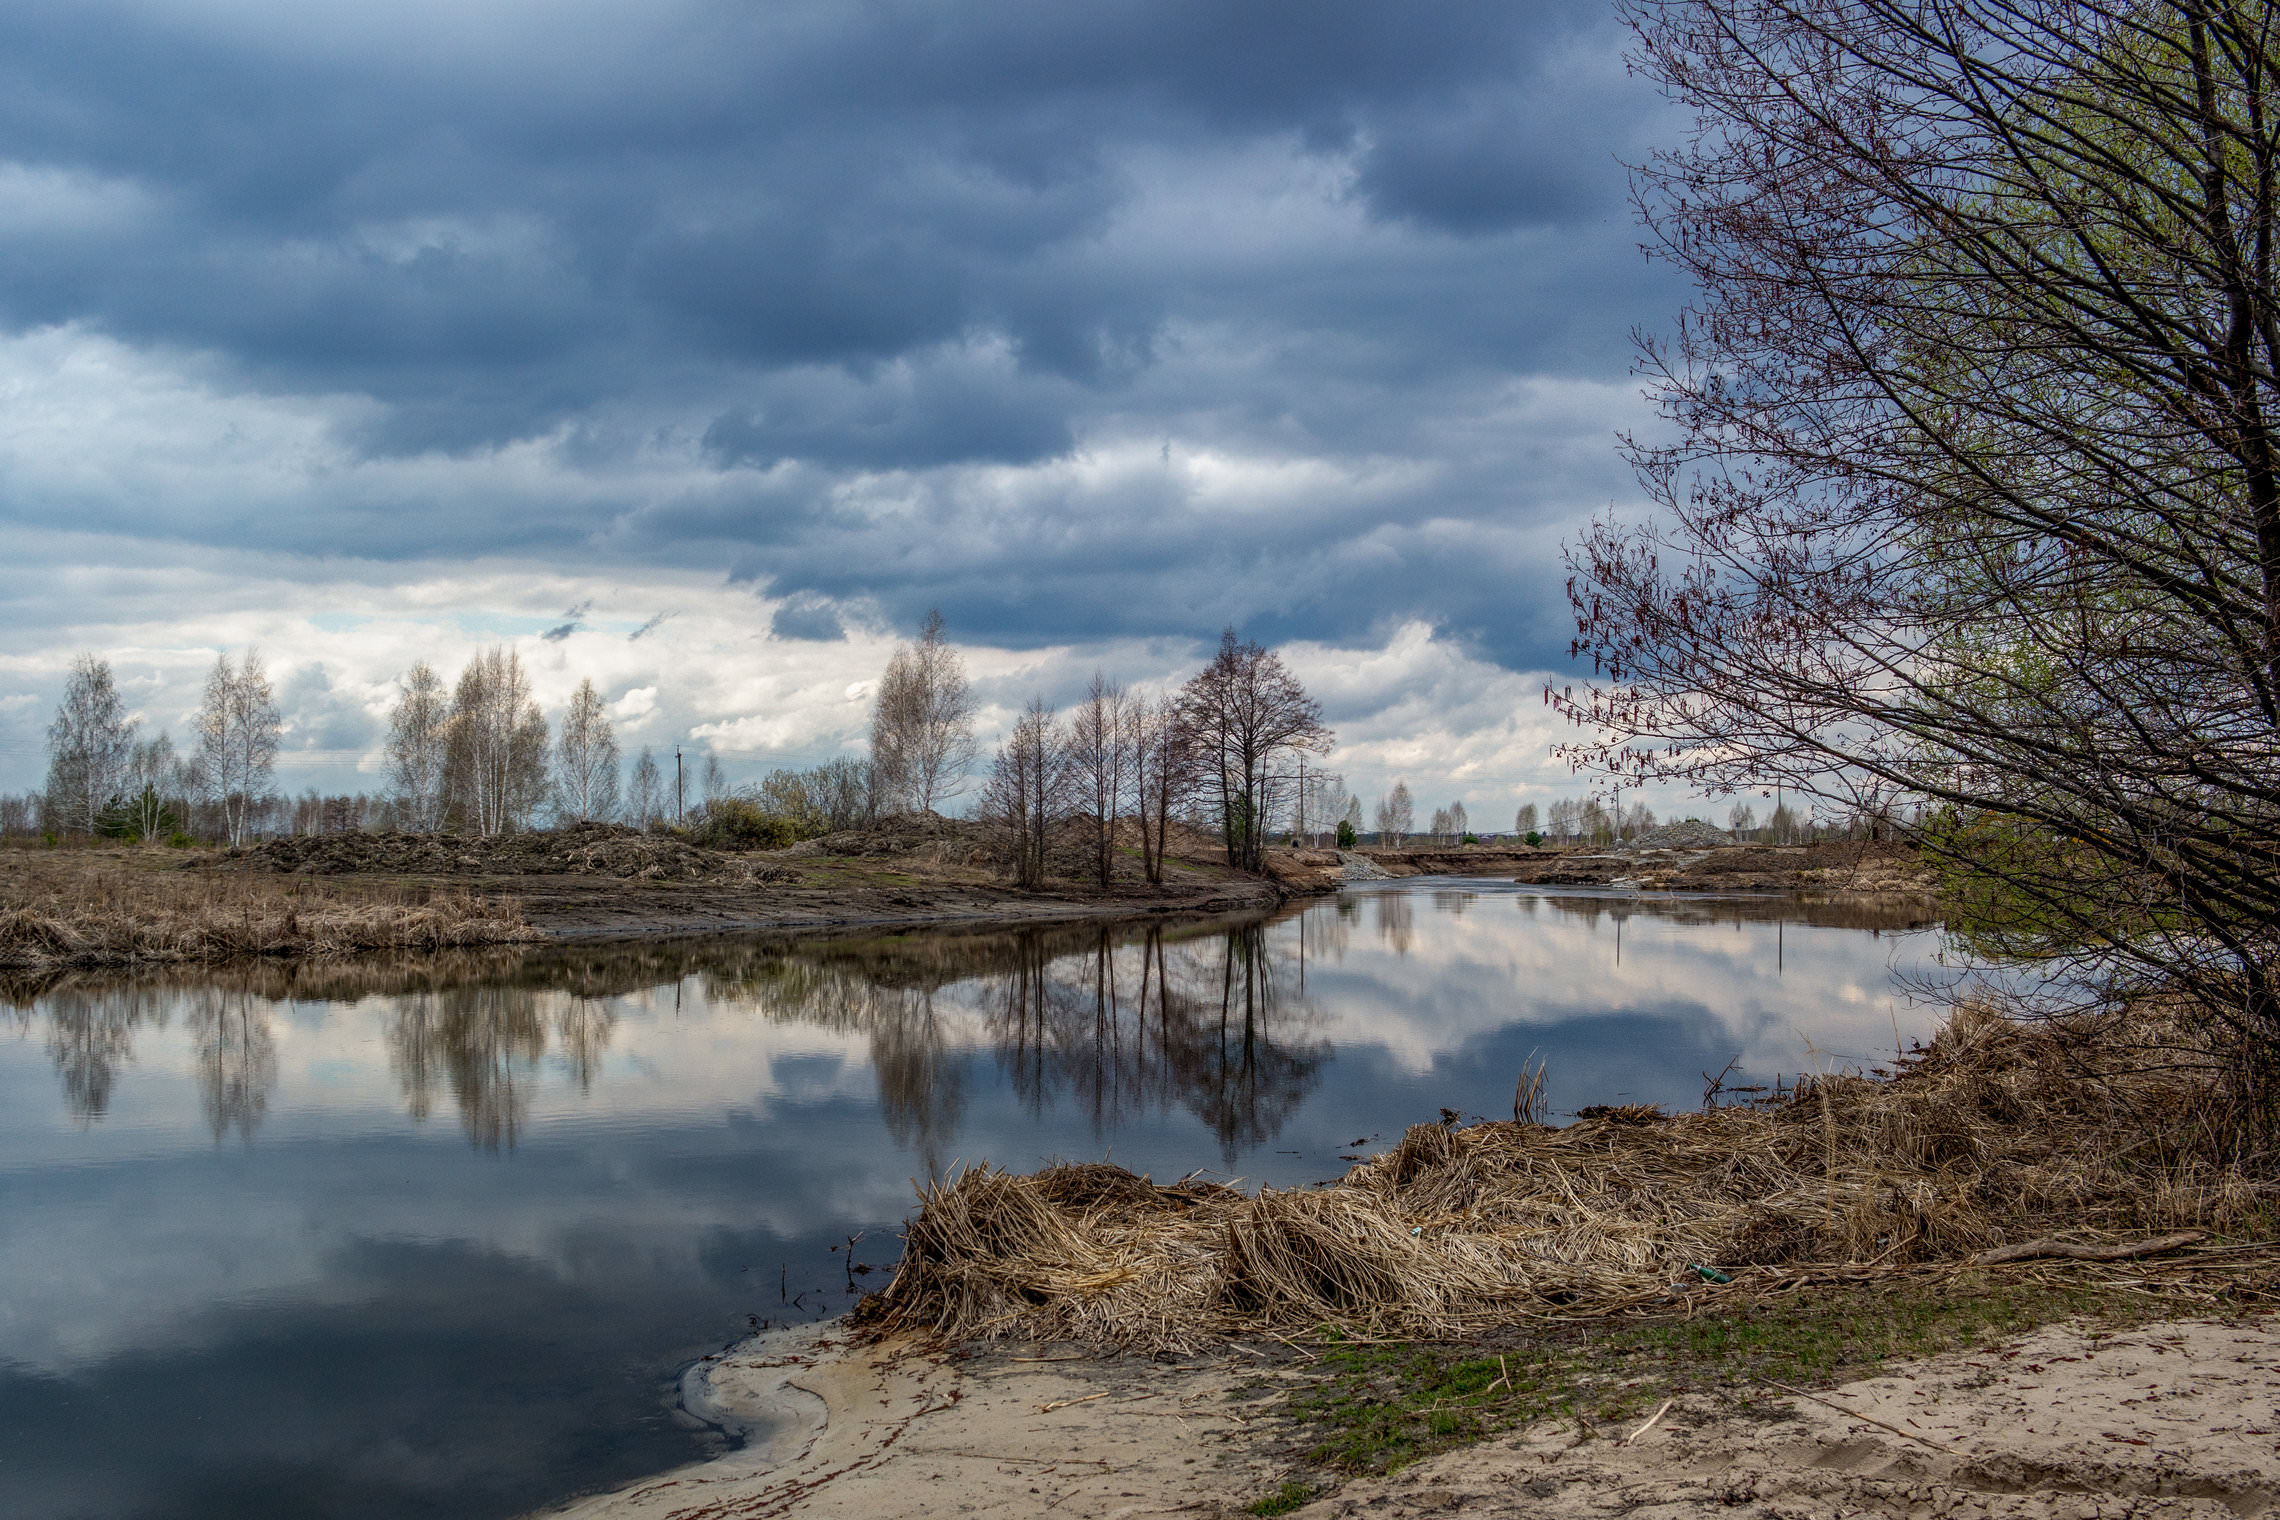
left=0, top=850, right=538, bottom=970
left=855, top=1005, right=2278, bottom=1350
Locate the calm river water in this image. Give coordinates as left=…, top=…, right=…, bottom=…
left=0, top=881, right=1940, bottom=1520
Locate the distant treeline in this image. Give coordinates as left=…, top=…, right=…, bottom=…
left=10, top=619, right=1899, bottom=860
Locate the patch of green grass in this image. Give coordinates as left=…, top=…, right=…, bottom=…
left=1245, top=1480, right=1316, bottom=1516
left=1272, top=1279, right=2174, bottom=1481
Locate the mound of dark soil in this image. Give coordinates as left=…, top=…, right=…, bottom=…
left=1616, top=818, right=1738, bottom=852
left=229, top=822, right=796, bottom=883
left=808, top=812, right=993, bottom=865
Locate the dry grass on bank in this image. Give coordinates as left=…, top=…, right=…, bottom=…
left=0, top=850, right=539, bottom=970
left=856, top=1005, right=2278, bottom=1351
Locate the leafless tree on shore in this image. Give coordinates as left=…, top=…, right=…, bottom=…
left=198, top=650, right=280, bottom=848
left=554, top=677, right=620, bottom=823
left=629, top=747, right=663, bottom=827
left=1130, top=695, right=1195, bottom=884
left=444, top=647, right=548, bottom=834
left=124, top=734, right=180, bottom=841
left=1373, top=781, right=1413, bottom=844
left=870, top=610, right=979, bottom=815
left=1068, top=671, right=1133, bottom=888
left=982, top=697, right=1071, bottom=888
left=44, top=654, right=136, bottom=836
left=1179, top=629, right=1330, bottom=872
left=386, top=661, right=450, bottom=831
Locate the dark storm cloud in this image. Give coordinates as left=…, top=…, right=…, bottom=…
left=768, top=595, right=846, bottom=643
left=0, top=0, right=1684, bottom=672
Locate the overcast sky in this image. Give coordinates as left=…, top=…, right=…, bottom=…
left=0, top=0, right=1695, bottom=821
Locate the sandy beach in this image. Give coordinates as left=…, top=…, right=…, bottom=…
left=534, top=1313, right=2280, bottom=1520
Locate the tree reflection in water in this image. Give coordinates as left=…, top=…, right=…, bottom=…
left=699, top=916, right=1327, bottom=1171
left=32, top=986, right=169, bottom=1125
left=553, top=999, right=618, bottom=1095
left=1374, top=891, right=1414, bottom=956
left=6, top=911, right=1339, bottom=1159
left=389, top=987, right=551, bottom=1151
left=930, top=920, right=1324, bottom=1168
left=187, top=988, right=276, bottom=1142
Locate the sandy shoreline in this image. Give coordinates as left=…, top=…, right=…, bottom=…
left=533, top=1313, right=2280, bottom=1520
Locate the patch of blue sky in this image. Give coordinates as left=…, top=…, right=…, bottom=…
left=450, top=613, right=576, bottom=639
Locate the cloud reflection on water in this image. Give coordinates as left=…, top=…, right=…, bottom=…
left=0, top=886, right=1944, bottom=1520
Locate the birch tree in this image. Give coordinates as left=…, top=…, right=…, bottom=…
left=868, top=609, right=979, bottom=815
left=1300, top=771, right=1352, bottom=848
left=554, top=678, right=621, bottom=823
left=386, top=661, right=450, bottom=832
left=126, top=734, right=178, bottom=841
left=44, top=654, right=136, bottom=837
left=1372, top=781, right=1414, bottom=844
left=442, top=647, right=548, bottom=834
left=629, top=747, right=663, bottom=828
left=197, top=650, right=281, bottom=848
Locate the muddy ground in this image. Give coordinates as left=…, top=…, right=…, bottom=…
left=10, top=823, right=1936, bottom=961
left=1298, top=839, right=1936, bottom=897
left=209, top=818, right=1291, bottom=939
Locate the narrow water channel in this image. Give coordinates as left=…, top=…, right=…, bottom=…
left=0, top=882, right=1941, bottom=1520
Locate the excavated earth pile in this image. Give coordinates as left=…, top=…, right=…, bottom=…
left=229, top=822, right=795, bottom=883
left=1615, top=819, right=1740, bottom=852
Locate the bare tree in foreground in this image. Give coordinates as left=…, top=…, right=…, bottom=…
left=1561, top=0, right=2280, bottom=1090
left=869, top=609, right=979, bottom=815
left=386, top=661, right=450, bottom=832
left=554, top=678, right=621, bottom=823
left=198, top=650, right=281, bottom=848
left=44, top=654, right=136, bottom=836
left=1179, top=629, right=1330, bottom=872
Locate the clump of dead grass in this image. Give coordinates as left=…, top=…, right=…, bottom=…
left=0, top=851, right=538, bottom=969
left=856, top=1005, right=2276, bottom=1350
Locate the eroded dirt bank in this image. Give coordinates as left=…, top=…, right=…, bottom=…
left=2, top=821, right=1293, bottom=969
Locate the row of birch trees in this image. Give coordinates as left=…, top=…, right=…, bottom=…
left=39, top=650, right=281, bottom=845
left=384, top=648, right=628, bottom=835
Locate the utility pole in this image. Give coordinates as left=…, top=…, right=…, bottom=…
left=675, top=746, right=684, bottom=825
left=1297, top=753, right=1306, bottom=846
